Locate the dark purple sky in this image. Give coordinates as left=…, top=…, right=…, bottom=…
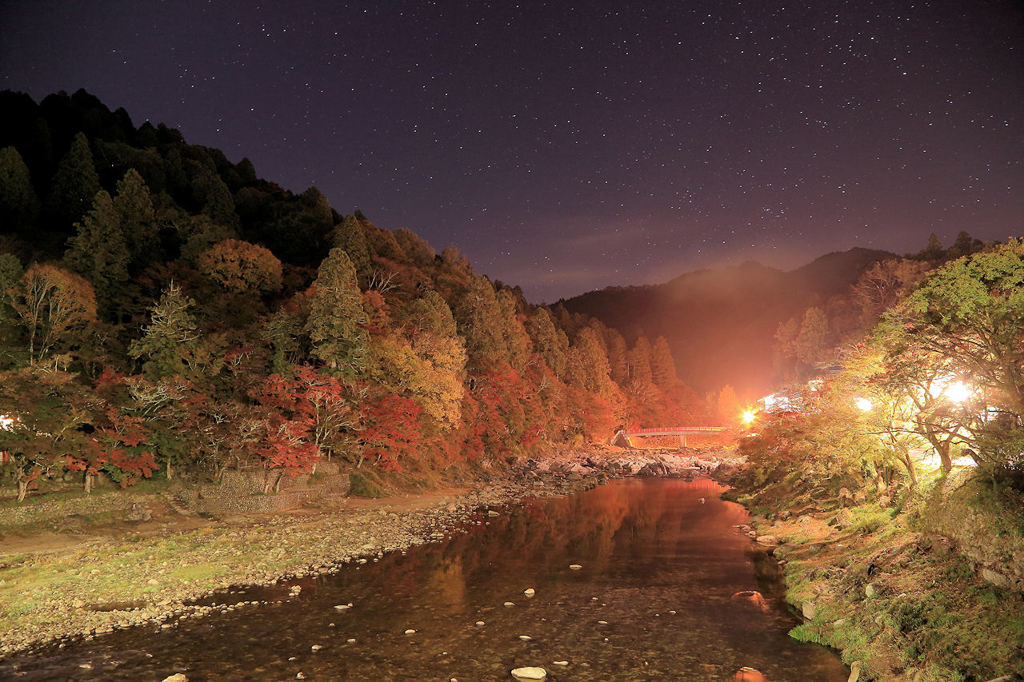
left=2, top=0, right=1021, bottom=302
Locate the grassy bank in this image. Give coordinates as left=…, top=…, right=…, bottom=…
left=730, top=469, right=1024, bottom=681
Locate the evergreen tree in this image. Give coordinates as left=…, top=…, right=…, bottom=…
left=526, top=307, right=569, bottom=378
left=112, top=169, right=157, bottom=266
left=627, top=335, right=654, bottom=386
left=605, top=329, right=629, bottom=385
left=455, top=275, right=509, bottom=370
left=306, top=247, right=369, bottom=375
left=45, top=132, right=100, bottom=229
left=795, top=306, right=829, bottom=367
left=127, top=282, right=200, bottom=379
left=650, top=336, right=678, bottom=387
left=331, top=214, right=372, bottom=280
left=63, top=190, right=130, bottom=316
left=0, top=146, right=39, bottom=232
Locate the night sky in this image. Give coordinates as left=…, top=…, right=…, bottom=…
left=2, top=1, right=1022, bottom=302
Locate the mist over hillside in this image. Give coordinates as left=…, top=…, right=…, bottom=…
left=561, top=247, right=896, bottom=397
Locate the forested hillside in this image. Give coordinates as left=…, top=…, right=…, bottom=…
left=563, top=238, right=989, bottom=397
left=0, top=88, right=705, bottom=501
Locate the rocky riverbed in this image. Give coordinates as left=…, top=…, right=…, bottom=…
left=0, top=447, right=741, bottom=659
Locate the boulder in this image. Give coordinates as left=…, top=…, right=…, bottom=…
left=730, top=591, right=769, bottom=611
left=801, top=600, right=817, bottom=620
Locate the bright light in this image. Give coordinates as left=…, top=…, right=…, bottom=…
left=855, top=397, right=873, bottom=412
left=741, top=410, right=757, bottom=425
left=943, top=381, right=972, bottom=404
left=0, top=414, right=16, bottom=430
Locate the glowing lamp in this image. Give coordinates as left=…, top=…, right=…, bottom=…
left=741, top=410, right=757, bottom=425
left=943, top=381, right=971, bottom=404
left=854, top=397, right=873, bottom=412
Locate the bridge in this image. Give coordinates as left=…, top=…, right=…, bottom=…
left=612, top=426, right=727, bottom=448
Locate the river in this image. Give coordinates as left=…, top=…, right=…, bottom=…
left=3, top=477, right=848, bottom=680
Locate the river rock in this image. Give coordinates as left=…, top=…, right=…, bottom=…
left=865, top=583, right=878, bottom=598
left=161, top=675, right=187, bottom=682
left=734, top=667, right=767, bottom=681
left=404, top=629, right=416, bottom=634
left=511, top=667, right=547, bottom=680
left=801, top=600, right=817, bottom=620
left=981, top=568, right=1012, bottom=589
left=755, top=535, right=779, bottom=547
left=848, top=661, right=861, bottom=682
left=569, top=564, right=582, bottom=570
left=524, top=588, right=535, bottom=597
left=553, top=660, right=569, bottom=666
left=730, top=591, right=769, bottom=611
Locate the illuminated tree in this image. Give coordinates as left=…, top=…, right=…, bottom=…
left=8, top=264, right=97, bottom=364
left=650, top=336, right=679, bottom=387
left=795, top=306, right=829, bottom=367
left=526, top=307, right=570, bottom=379
left=306, top=247, right=369, bottom=375
left=455, top=275, right=510, bottom=370
left=198, top=239, right=283, bottom=293
left=717, top=384, right=742, bottom=425
left=128, top=282, right=200, bottom=379
left=332, top=214, right=372, bottom=280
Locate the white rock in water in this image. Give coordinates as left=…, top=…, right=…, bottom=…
left=161, top=675, right=187, bottom=682
left=519, top=635, right=532, bottom=640
left=597, top=620, right=608, bottom=625
left=476, top=621, right=485, bottom=626
left=346, top=638, right=356, bottom=643
left=553, top=660, right=569, bottom=666
left=404, top=629, right=416, bottom=635
left=511, top=667, right=547, bottom=680
left=311, top=644, right=322, bottom=652
left=524, top=588, right=536, bottom=597
left=569, top=564, right=583, bottom=570
left=504, top=601, right=515, bottom=607
left=334, top=604, right=351, bottom=610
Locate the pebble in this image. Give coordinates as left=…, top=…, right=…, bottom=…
left=161, top=675, right=187, bottom=682
left=311, top=644, right=322, bottom=652
left=519, top=635, right=532, bottom=641
left=476, top=621, right=485, bottom=626
left=569, top=564, right=583, bottom=570
left=334, top=603, right=353, bottom=610
left=511, top=667, right=547, bottom=680
left=346, top=638, right=356, bottom=643
left=597, top=620, right=608, bottom=625
left=553, top=660, right=569, bottom=666
left=524, top=588, right=535, bottom=597
left=504, top=601, right=515, bottom=607
left=404, top=629, right=416, bottom=635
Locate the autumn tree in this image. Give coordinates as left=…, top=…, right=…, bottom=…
left=8, top=264, right=97, bottom=364
left=306, top=247, right=369, bottom=375
left=198, top=239, right=283, bottom=294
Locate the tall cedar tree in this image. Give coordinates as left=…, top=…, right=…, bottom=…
left=45, top=132, right=100, bottom=230
left=306, top=247, right=369, bottom=375
left=64, top=190, right=129, bottom=315
left=0, top=146, right=40, bottom=231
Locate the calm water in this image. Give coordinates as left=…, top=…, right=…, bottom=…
left=4, top=478, right=848, bottom=681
